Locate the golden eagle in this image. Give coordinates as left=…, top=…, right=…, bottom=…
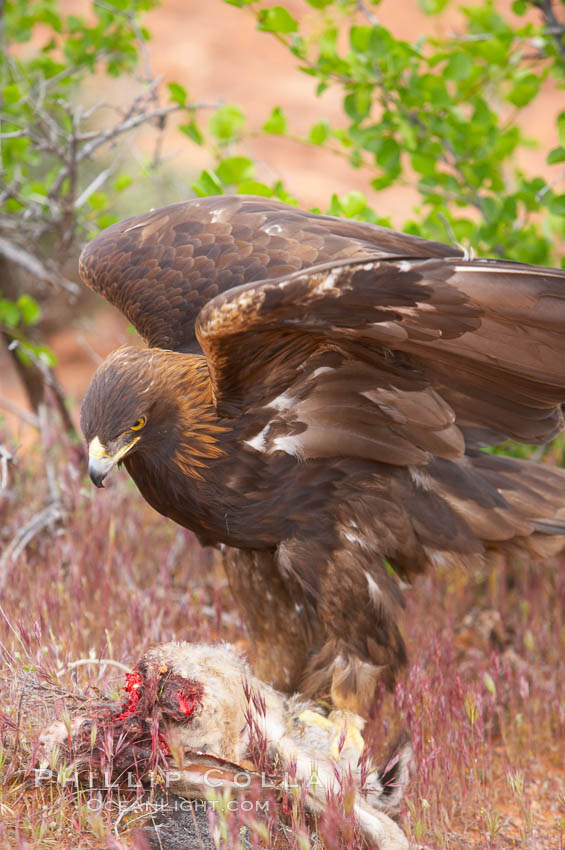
left=79, top=195, right=565, bottom=716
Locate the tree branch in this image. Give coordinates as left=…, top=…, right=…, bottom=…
left=0, top=236, right=80, bottom=296
left=534, top=0, right=565, bottom=65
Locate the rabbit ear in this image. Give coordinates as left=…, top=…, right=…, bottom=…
left=377, top=732, right=414, bottom=810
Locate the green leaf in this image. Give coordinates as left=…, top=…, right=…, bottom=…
left=208, top=104, right=245, bottom=142
left=344, top=88, right=372, bottom=122
left=507, top=73, right=540, bottom=107
left=88, top=191, right=108, bottom=211
left=262, top=106, right=287, bottom=135
left=558, top=112, right=565, bottom=147
left=327, top=194, right=342, bottom=216
left=168, top=82, right=187, bottom=107
left=511, top=0, right=527, bottom=15
left=113, top=174, right=132, bottom=193
left=179, top=121, right=204, bottom=145
left=419, top=0, right=450, bottom=14
left=17, top=294, right=41, bottom=325
left=547, top=147, right=565, bottom=165
left=350, top=26, right=371, bottom=53
left=258, top=7, right=298, bottom=34
left=305, top=0, right=334, bottom=8
left=309, top=120, right=330, bottom=145
left=549, top=194, right=565, bottom=216
left=411, top=152, right=437, bottom=175
left=376, top=137, right=401, bottom=173
left=340, top=191, right=367, bottom=217
left=216, top=156, right=254, bottom=185
left=0, top=298, right=20, bottom=328
left=443, top=52, right=473, bottom=81
left=17, top=341, right=57, bottom=369
left=2, top=84, right=21, bottom=105
left=191, top=169, right=222, bottom=197
left=236, top=180, right=273, bottom=196
left=96, top=214, right=119, bottom=229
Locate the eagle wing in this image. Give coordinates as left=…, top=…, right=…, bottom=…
left=196, top=256, right=565, bottom=463
left=78, top=195, right=461, bottom=352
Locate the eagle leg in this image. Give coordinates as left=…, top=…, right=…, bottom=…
left=222, top=546, right=323, bottom=694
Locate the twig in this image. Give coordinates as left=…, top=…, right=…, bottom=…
left=76, top=103, right=180, bottom=163
left=37, top=403, right=59, bottom=504
left=536, top=166, right=565, bottom=202
left=356, top=1, right=379, bottom=25
left=113, top=799, right=148, bottom=839
left=0, top=443, right=12, bottom=489
left=74, top=165, right=114, bottom=210
left=56, top=657, right=131, bottom=678
left=74, top=331, right=104, bottom=366
left=534, top=0, right=565, bottom=65
left=0, top=237, right=80, bottom=296
left=0, top=502, right=64, bottom=591
left=0, top=398, right=39, bottom=428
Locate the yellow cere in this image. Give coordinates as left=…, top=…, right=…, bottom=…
left=89, top=436, right=109, bottom=460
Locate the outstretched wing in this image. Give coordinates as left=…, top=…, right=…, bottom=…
left=196, top=256, right=565, bottom=464
left=78, top=195, right=461, bottom=352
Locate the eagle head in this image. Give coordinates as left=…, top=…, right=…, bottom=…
left=80, top=345, right=175, bottom=488
left=81, top=345, right=229, bottom=488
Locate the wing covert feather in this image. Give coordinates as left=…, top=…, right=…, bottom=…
left=197, top=256, right=565, bottom=451
left=79, top=195, right=460, bottom=351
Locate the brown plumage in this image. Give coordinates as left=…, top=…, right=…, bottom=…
left=80, top=195, right=565, bottom=715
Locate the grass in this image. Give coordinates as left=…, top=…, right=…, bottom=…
left=0, top=415, right=564, bottom=849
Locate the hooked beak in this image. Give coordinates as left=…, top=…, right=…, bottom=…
left=88, top=435, right=140, bottom=488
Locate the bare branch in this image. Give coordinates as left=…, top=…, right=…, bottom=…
left=76, top=103, right=180, bottom=163
left=534, top=0, right=565, bottom=65
left=0, top=502, right=64, bottom=590
left=0, top=398, right=39, bottom=428
left=0, top=236, right=80, bottom=296
left=536, top=166, right=565, bottom=201
left=74, top=166, right=114, bottom=210
left=56, top=657, right=131, bottom=678
left=356, top=1, right=379, bottom=25
left=0, top=444, right=13, bottom=490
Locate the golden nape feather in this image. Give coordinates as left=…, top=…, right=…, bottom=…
left=79, top=195, right=565, bottom=716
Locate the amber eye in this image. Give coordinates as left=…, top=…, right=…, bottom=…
left=130, top=416, right=147, bottom=431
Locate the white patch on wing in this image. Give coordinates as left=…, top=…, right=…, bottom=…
left=310, top=366, right=335, bottom=379
left=244, top=426, right=269, bottom=453
left=209, top=208, right=227, bottom=223
left=273, top=434, right=304, bottom=460
left=365, top=571, right=382, bottom=603
left=277, top=544, right=293, bottom=576
left=261, top=222, right=284, bottom=236
left=397, top=260, right=413, bottom=272
left=423, top=547, right=448, bottom=567
left=343, top=532, right=369, bottom=550
left=314, top=267, right=342, bottom=295
left=409, top=467, right=434, bottom=490
left=269, top=391, right=295, bottom=413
